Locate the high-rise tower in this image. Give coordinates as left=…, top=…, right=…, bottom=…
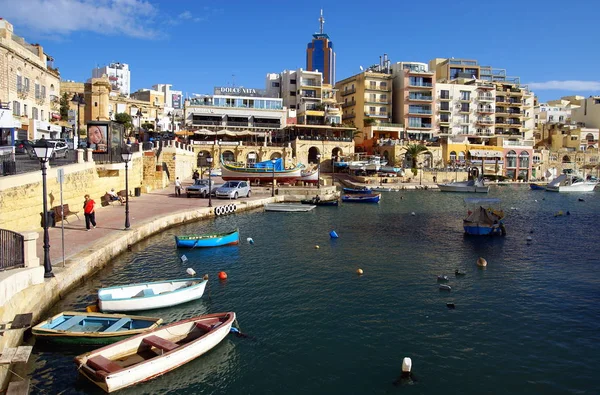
left=306, top=9, right=336, bottom=85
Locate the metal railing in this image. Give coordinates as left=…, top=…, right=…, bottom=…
left=0, top=229, right=24, bottom=271
left=1, top=150, right=78, bottom=176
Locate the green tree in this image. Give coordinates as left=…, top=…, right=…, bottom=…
left=363, top=118, right=376, bottom=127
left=404, top=144, right=429, bottom=171
left=59, top=92, right=70, bottom=120
left=114, top=112, right=134, bottom=136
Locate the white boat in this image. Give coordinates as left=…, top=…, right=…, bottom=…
left=264, top=203, right=316, bottom=212
left=75, top=312, right=235, bottom=393
left=437, top=178, right=489, bottom=193
left=380, top=165, right=403, bottom=174
left=98, top=278, right=208, bottom=313
left=545, top=173, right=597, bottom=192
left=298, top=168, right=319, bottom=184
left=371, top=186, right=395, bottom=192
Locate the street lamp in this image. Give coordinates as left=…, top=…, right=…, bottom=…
left=71, top=93, right=85, bottom=148
left=271, top=159, right=276, bottom=197
left=136, top=109, right=142, bottom=137
left=199, top=152, right=204, bottom=180
left=33, top=139, right=55, bottom=278
left=316, top=154, right=321, bottom=189
left=121, top=148, right=133, bottom=230
left=419, top=162, right=423, bottom=186
left=206, top=156, right=213, bottom=207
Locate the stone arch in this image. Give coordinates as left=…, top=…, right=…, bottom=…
left=270, top=152, right=281, bottom=160
left=586, top=133, right=594, bottom=143
left=222, top=150, right=235, bottom=162
left=561, top=155, right=571, bottom=163
left=422, top=152, right=433, bottom=168
left=449, top=151, right=457, bottom=163
left=506, top=150, right=517, bottom=168
left=308, top=147, right=320, bottom=164
left=247, top=151, right=258, bottom=165
left=382, top=150, right=390, bottom=162
left=518, top=151, right=530, bottom=168
left=332, top=147, right=343, bottom=158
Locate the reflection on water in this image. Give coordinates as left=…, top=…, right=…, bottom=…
left=29, top=186, right=600, bottom=394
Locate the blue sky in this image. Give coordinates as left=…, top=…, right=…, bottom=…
left=3, top=0, right=600, bottom=102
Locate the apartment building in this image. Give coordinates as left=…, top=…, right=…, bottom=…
left=534, top=102, right=574, bottom=127
left=494, top=82, right=535, bottom=139
left=152, top=84, right=183, bottom=132
left=0, top=18, right=62, bottom=144
left=429, top=58, right=520, bottom=84
left=92, top=62, right=131, bottom=97
left=571, top=96, right=600, bottom=129
left=391, top=62, right=436, bottom=141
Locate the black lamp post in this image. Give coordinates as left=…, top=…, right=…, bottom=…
left=271, top=159, right=276, bottom=197
left=136, top=109, right=142, bottom=137
left=206, top=156, right=213, bottom=207
left=316, top=154, right=321, bottom=189
left=71, top=93, right=85, bottom=147
left=155, top=116, right=160, bottom=132
left=199, top=152, right=204, bottom=180
left=33, top=139, right=55, bottom=278
left=121, top=148, right=132, bottom=230
left=419, top=162, right=423, bottom=186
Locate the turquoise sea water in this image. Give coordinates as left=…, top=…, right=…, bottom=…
left=29, top=185, right=600, bottom=394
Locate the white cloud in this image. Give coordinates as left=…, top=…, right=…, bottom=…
left=178, top=11, right=193, bottom=20
left=528, top=80, right=600, bottom=91
left=2, top=0, right=159, bottom=39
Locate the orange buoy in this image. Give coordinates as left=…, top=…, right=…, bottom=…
left=357, top=268, right=364, bottom=275
left=218, top=271, right=228, bottom=280
left=477, top=257, right=487, bottom=267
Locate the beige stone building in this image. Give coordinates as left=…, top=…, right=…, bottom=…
left=571, top=96, right=600, bottom=129
left=0, top=18, right=61, bottom=144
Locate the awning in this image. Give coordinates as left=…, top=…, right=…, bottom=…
left=469, top=149, right=503, bottom=158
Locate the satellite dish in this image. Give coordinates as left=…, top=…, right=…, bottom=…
left=359, top=65, right=364, bottom=71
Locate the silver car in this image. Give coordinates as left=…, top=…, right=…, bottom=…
left=215, top=180, right=251, bottom=199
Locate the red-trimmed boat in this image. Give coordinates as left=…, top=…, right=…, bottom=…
left=221, top=158, right=303, bottom=184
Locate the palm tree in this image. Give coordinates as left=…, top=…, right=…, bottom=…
left=404, top=143, right=429, bottom=171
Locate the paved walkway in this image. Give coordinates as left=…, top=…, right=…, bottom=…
left=36, top=178, right=259, bottom=265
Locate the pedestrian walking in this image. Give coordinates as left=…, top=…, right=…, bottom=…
left=83, top=194, right=97, bottom=231
left=175, top=177, right=182, bottom=197
left=192, top=170, right=200, bottom=181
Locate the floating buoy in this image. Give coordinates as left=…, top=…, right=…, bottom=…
left=186, top=268, right=196, bottom=276
left=357, top=268, right=364, bottom=275
left=534, top=199, right=538, bottom=202
left=446, top=303, right=456, bottom=309
left=439, top=284, right=451, bottom=291
left=411, top=212, right=416, bottom=216
left=315, top=245, right=320, bottom=249
left=203, top=274, right=209, bottom=281
left=578, top=198, right=585, bottom=202
left=180, top=255, right=188, bottom=263
left=477, top=257, right=487, bottom=267
left=555, top=210, right=563, bottom=217
left=218, top=271, right=227, bottom=280
left=330, top=230, right=339, bottom=238
left=566, top=211, right=571, bottom=216
left=247, top=237, right=254, bottom=244
left=526, top=236, right=532, bottom=242
left=437, top=275, right=449, bottom=282
left=402, top=357, right=412, bottom=373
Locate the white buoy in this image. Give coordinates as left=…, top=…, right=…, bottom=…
left=186, top=268, right=196, bottom=276
left=180, top=255, right=188, bottom=263
left=247, top=237, right=254, bottom=244
left=402, top=357, right=412, bottom=373
left=411, top=212, right=416, bottom=216
left=526, top=236, right=532, bottom=242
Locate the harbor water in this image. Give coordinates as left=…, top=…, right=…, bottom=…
left=29, top=186, right=600, bottom=394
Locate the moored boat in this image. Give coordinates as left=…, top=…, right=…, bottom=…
left=342, top=187, right=373, bottom=194
left=175, top=229, right=239, bottom=248
left=264, top=203, right=316, bottom=212
left=463, top=198, right=505, bottom=236
left=98, top=278, right=208, bottom=313
left=341, top=193, right=381, bottom=203
left=529, top=183, right=546, bottom=190
left=74, top=312, right=235, bottom=393
left=298, top=168, right=319, bottom=184
left=300, top=198, right=339, bottom=206
left=221, top=157, right=303, bottom=184
left=32, top=311, right=162, bottom=345
left=545, top=173, right=597, bottom=192
left=438, top=177, right=489, bottom=193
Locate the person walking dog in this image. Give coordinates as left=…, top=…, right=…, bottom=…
left=83, top=194, right=97, bottom=231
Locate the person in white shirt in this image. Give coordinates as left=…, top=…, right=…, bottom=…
left=175, top=177, right=182, bottom=197
left=107, top=188, right=125, bottom=204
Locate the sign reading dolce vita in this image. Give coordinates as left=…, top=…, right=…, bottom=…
left=214, top=87, right=268, bottom=97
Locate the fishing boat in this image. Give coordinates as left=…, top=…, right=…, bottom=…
left=98, top=278, right=208, bottom=313
left=380, top=165, right=403, bottom=174
left=174, top=229, right=239, bottom=248
left=341, top=193, right=381, bottom=203
left=342, top=187, right=373, bottom=194
left=529, top=183, right=546, bottom=190
left=463, top=198, right=506, bottom=236
left=371, top=186, right=395, bottom=192
left=74, top=312, right=235, bottom=393
left=32, top=311, right=162, bottom=345
left=297, top=168, right=319, bottom=184
left=545, top=173, right=597, bottom=192
left=300, top=198, right=339, bottom=206
left=220, top=157, right=303, bottom=183
left=437, top=177, right=489, bottom=193
left=264, top=203, right=316, bottom=212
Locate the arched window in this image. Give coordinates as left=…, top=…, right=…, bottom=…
left=458, top=151, right=465, bottom=163
left=247, top=152, right=257, bottom=165
left=308, top=147, right=320, bottom=164
left=518, top=151, right=530, bottom=168
left=561, top=155, right=571, bottom=163
left=506, top=150, right=517, bottom=168
left=449, top=151, right=457, bottom=163
left=222, top=150, right=235, bottom=162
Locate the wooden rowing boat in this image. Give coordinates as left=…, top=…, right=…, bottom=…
left=75, top=312, right=235, bottom=393
left=175, top=229, right=239, bottom=248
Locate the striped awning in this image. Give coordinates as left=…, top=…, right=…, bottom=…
left=469, top=149, right=503, bottom=158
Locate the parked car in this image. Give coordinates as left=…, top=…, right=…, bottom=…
left=215, top=180, right=251, bottom=199
left=186, top=179, right=219, bottom=198
left=14, top=140, right=35, bottom=157
left=47, top=140, right=69, bottom=159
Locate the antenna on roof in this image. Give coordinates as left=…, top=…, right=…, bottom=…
left=319, top=9, right=325, bottom=34
left=359, top=66, right=364, bottom=71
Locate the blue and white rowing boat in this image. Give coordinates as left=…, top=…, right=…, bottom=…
left=341, top=193, right=381, bottom=203
left=342, top=187, right=373, bottom=194
left=175, top=229, right=239, bottom=248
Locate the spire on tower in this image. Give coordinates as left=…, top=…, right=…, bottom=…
left=319, top=9, right=325, bottom=34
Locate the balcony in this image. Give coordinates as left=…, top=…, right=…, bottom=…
left=459, top=97, right=471, bottom=102
left=300, top=80, right=321, bottom=87
left=477, top=83, right=495, bottom=90
left=299, top=94, right=320, bottom=100
left=495, top=119, right=509, bottom=126
left=341, top=88, right=356, bottom=96
left=507, top=101, right=522, bottom=106
left=439, top=95, right=451, bottom=101
left=341, top=100, right=356, bottom=108
left=365, top=98, right=389, bottom=104
left=408, top=94, right=433, bottom=101
left=509, top=89, right=523, bottom=96
left=342, top=113, right=356, bottom=120
left=192, top=119, right=222, bottom=126
left=407, top=123, right=432, bottom=129
left=477, top=107, right=494, bottom=114
left=458, top=107, right=470, bottom=113
left=439, top=106, right=451, bottom=112
left=408, top=108, right=433, bottom=115
left=477, top=95, right=494, bottom=102
left=476, top=118, right=494, bottom=125
left=408, top=81, right=433, bottom=88
left=439, top=118, right=450, bottom=125
left=476, top=129, right=494, bottom=136
left=227, top=121, right=250, bottom=127
left=365, top=111, right=389, bottom=118
left=365, top=85, right=390, bottom=91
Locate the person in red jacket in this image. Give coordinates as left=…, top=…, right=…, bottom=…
left=83, top=194, right=97, bottom=231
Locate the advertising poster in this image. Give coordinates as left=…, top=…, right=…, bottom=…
left=87, top=123, right=108, bottom=153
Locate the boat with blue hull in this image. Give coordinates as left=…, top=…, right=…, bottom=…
left=300, top=199, right=339, bottom=206
left=32, top=311, right=162, bottom=345
left=463, top=198, right=505, bottom=236
left=341, top=193, right=381, bottom=203
left=529, top=183, right=546, bottom=190
left=175, top=229, right=239, bottom=248
left=342, top=187, right=373, bottom=194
